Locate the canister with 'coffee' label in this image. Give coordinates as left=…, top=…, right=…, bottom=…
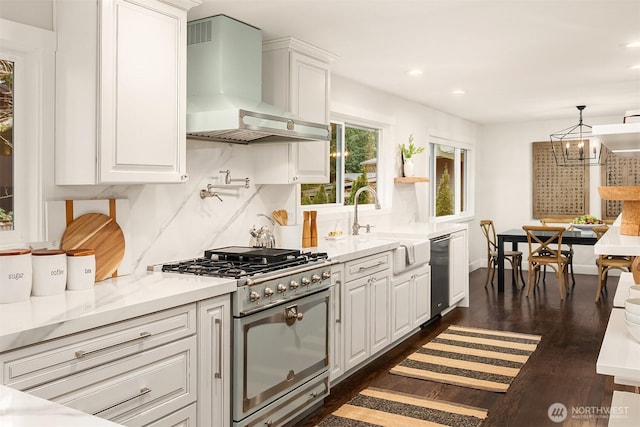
left=31, top=249, right=67, bottom=296
left=0, top=249, right=32, bottom=303
left=66, top=249, right=96, bottom=290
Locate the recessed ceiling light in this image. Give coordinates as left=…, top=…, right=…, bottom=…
left=451, top=89, right=466, bottom=96
left=408, top=69, right=423, bottom=76
left=626, top=41, right=640, bottom=48
left=631, top=64, right=640, bottom=70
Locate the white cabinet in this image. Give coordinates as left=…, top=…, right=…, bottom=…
left=253, top=38, right=336, bottom=184
left=0, top=293, right=233, bottom=427
left=55, top=0, right=200, bottom=185
left=197, top=295, right=231, bottom=427
left=343, top=252, right=391, bottom=373
left=391, top=264, right=431, bottom=342
left=0, top=304, right=198, bottom=426
left=449, top=229, right=469, bottom=306
left=329, top=264, right=344, bottom=382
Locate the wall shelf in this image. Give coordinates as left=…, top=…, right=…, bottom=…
left=394, top=177, right=429, bottom=183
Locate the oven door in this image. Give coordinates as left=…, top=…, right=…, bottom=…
left=233, top=288, right=329, bottom=422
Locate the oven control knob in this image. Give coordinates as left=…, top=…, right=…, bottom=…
left=289, top=280, right=299, bottom=290
left=277, top=284, right=287, bottom=294
left=301, top=277, right=310, bottom=287
left=311, top=274, right=321, bottom=283
left=249, top=291, right=260, bottom=302
left=322, top=271, right=331, bottom=280
left=264, top=287, right=274, bottom=298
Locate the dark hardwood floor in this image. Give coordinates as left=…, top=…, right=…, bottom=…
left=298, top=269, right=634, bottom=426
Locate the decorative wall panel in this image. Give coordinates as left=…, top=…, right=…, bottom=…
left=601, top=151, right=640, bottom=220
left=532, top=141, right=589, bottom=219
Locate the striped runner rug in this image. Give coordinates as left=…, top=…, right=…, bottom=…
left=390, top=325, right=542, bottom=393
left=317, top=387, right=488, bottom=427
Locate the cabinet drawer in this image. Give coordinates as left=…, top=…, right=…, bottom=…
left=1, top=304, right=196, bottom=390
left=146, top=402, right=197, bottom=427
left=344, top=252, right=391, bottom=282
left=27, top=336, right=196, bottom=427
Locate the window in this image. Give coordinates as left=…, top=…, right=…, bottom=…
left=301, top=122, right=379, bottom=206
left=430, top=137, right=473, bottom=220
left=0, top=58, right=13, bottom=231
left=0, top=19, right=55, bottom=246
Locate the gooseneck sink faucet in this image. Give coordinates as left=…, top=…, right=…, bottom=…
left=352, top=186, right=381, bottom=235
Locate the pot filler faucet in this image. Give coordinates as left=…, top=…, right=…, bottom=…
left=352, top=186, right=381, bottom=235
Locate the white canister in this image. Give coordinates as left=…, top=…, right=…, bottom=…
left=0, top=249, right=32, bottom=304
left=66, top=249, right=96, bottom=290
left=31, top=249, right=67, bottom=296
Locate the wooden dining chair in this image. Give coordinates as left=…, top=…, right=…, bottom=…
left=593, top=225, right=634, bottom=302
left=523, top=225, right=570, bottom=300
left=480, top=220, right=525, bottom=288
left=540, top=218, right=576, bottom=287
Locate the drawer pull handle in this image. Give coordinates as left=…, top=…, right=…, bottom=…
left=92, top=387, right=152, bottom=415
left=358, top=261, right=385, bottom=272
left=215, top=318, right=222, bottom=379
left=75, top=331, right=152, bottom=358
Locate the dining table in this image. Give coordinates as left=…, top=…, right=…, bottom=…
left=496, top=228, right=599, bottom=292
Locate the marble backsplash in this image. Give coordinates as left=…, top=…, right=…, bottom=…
left=45, top=139, right=404, bottom=275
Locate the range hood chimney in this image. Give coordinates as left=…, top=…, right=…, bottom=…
left=186, top=15, right=330, bottom=144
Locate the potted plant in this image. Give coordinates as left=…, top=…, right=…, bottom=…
left=0, top=208, right=13, bottom=231
left=398, top=134, right=424, bottom=177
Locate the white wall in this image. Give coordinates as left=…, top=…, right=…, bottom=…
left=474, top=115, right=620, bottom=275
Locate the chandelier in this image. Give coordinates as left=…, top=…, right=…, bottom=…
left=550, top=105, right=605, bottom=167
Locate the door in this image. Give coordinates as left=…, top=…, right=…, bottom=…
left=344, top=276, right=369, bottom=371
left=370, top=272, right=391, bottom=355
left=233, top=290, right=329, bottom=420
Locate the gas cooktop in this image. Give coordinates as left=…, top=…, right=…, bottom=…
left=159, top=247, right=329, bottom=281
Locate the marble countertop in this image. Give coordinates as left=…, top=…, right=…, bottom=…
left=0, top=271, right=237, bottom=353
left=0, top=384, right=121, bottom=426
left=317, top=222, right=467, bottom=263
left=594, top=225, right=640, bottom=256
left=596, top=308, right=640, bottom=380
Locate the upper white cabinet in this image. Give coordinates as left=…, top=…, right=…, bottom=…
left=252, top=38, right=337, bottom=184
left=55, top=0, right=201, bottom=185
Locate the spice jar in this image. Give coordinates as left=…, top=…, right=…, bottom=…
left=0, top=249, right=32, bottom=303
left=31, top=249, right=67, bottom=296
left=66, top=249, right=96, bottom=290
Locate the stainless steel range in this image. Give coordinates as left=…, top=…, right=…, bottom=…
left=161, top=246, right=334, bottom=427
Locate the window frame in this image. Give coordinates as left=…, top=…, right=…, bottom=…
left=0, top=19, right=55, bottom=247
left=299, top=113, right=392, bottom=215
left=429, top=135, right=475, bottom=223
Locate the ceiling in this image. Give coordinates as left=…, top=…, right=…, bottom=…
left=188, top=0, right=640, bottom=125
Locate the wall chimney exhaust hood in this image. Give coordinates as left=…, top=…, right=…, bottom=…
left=186, top=15, right=330, bottom=144
left=591, top=110, right=640, bottom=155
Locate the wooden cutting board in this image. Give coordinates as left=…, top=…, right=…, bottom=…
left=61, top=213, right=126, bottom=282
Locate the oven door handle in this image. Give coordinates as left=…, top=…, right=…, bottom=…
left=285, top=304, right=303, bottom=325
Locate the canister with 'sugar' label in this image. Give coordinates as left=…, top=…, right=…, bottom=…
left=0, top=249, right=32, bottom=303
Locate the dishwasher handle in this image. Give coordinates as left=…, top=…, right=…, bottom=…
left=430, top=234, right=451, bottom=243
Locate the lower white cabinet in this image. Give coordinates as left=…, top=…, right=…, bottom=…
left=329, top=264, right=344, bottom=382
left=0, top=294, right=232, bottom=427
left=343, top=253, right=391, bottom=373
left=449, top=229, right=469, bottom=306
left=391, top=264, right=431, bottom=342
left=27, top=336, right=197, bottom=427
left=197, top=295, right=231, bottom=427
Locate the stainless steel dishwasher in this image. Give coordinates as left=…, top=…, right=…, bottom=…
left=430, top=234, right=451, bottom=317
